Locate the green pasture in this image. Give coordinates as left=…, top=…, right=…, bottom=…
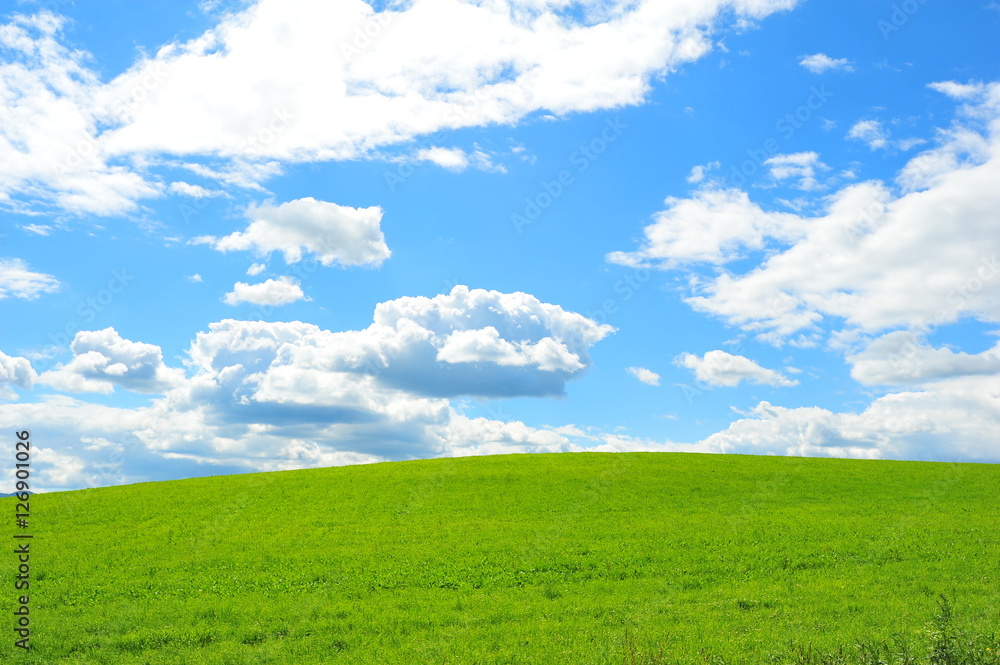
left=3, top=452, right=998, bottom=663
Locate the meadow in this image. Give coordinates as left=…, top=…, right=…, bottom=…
left=2, top=452, right=998, bottom=664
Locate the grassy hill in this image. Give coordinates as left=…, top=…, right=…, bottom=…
left=3, top=452, right=999, bottom=664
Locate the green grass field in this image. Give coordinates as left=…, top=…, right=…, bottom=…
left=3, top=452, right=999, bottom=664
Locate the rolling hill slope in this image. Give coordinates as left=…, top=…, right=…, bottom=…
left=3, top=452, right=999, bottom=664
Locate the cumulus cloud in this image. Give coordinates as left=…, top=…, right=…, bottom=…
left=0, top=395, right=278, bottom=491
left=895, top=126, right=991, bottom=192
left=626, top=366, right=661, bottom=386
left=0, top=351, right=37, bottom=399
left=612, top=83, right=1000, bottom=341
left=599, top=83, right=1000, bottom=465
left=436, top=327, right=586, bottom=372
left=0, top=352, right=36, bottom=389
left=563, top=432, right=721, bottom=455
left=675, top=350, right=798, bottom=387
left=0, top=0, right=800, bottom=214
left=1, top=391, right=607, bottom=492
left=206, top=198, right=390, bottom=267
left=686, top=184, right=1000, bottom=339
left=431, top=414, right=570, bottom=458
left=0, top=285, right=618, bottom=490
left=6, top=281, right=1000, bottom=490
left=38, top=328, right=185, bottom=394
left=798, top=53, right=853, bottom=74
left=107, top=285, right=613, bottom=479
left=606, top=187, right=805, bottom=268
left=101, top=0, right=797, bottom=159
left=0, top=13, right=162, bottom=215
left=201, top=285, right=614, bottom=401
left=189, top=284, right=612, bottom=414
left=847, top=332, right=1000, bottom=385
left=223, top=277, right=307, bottom=306
left=700, top=372, right=1000, bottom=463
left=0, top=258, right=60, bottom=300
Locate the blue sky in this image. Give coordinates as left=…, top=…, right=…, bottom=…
left=2, top=0, right=999, bottom=491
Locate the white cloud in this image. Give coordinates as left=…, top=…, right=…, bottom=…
left=6, top=279, right=1000, bottom=491
left=247, top=263, right=266, bottom=276
left=39, top=328, right=185, bottom=395
left=798, top=53, right=853, bottom=74
left=0, top=396, right=260, bottom=491
left=207, top=197, right=390, bottom=267
left=223, top=277, right=306, bottom=306
left=167, top=181, right=225, bottom=198
left=675, top=350, right=798, bottom=387
left=626, top=366, right=661, bottom=386
left=895, top=126, right=990, bottom=192
left=606, top=187, right=805, bottom=268
left=613, top=83, right=1000, bottom=341
left=469, top=148, right=506, bottom=173
left=0, top=1, right=801, bottom=214
left=431, top=414, right=570, bottom=458
left=0, top=13, right=162, bottom=215
left=180, top=159, right=283, bottom=192
left=847, top=119, right=889, bottom=150
left=187, top=274, right=203, bottom=283
left=436, top=327, right=585, bottom=372
left=173, top=286, right=613, bottom=451
left=765, top=151, right=827, bottom=190
left=416, top=147, right=469, bottom=172
left=847, top=332, right=1000, bottom=385
left=246, top=285, right=613, bottom=399
left=847, top=120, right=929, bottom=156
left=0, top=351, right=37, bottom=399
left=894, top=137, right=927, bottom=152
left=0, top=258, right=60, bottom=300
left=687, top=161, right=720, bottom=184
left=563, top=432, right=721, bottom=455
left=700, top=372, right=1000, bottom=462
left=928, top=80, right=986, bottom=100
left=101, top=0, right=796, bottom=159
left=0, top=285, right=617, bottom=490
left=21, top=224, right=52, bottom=236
